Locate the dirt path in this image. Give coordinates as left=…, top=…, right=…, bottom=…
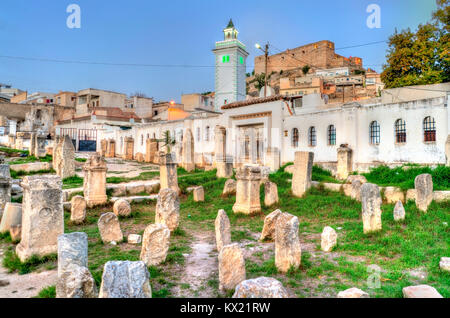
left=172, top=231, right=218, bottom=298
left=0, top=247, right=57, bottom=298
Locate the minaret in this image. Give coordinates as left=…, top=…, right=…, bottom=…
left=212, top=19, right=249, bottom=111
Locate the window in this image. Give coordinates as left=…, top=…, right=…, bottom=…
left=423, top=116, right=436, bottom=142
left=327, top=125, right=336, bottom=145
left=369, top=121, right=380, bottom=145
left=395, top=119, right=406, bottom=143
left=308, top=127, right=316, bottom=147
left=205, top=126, right=210, bottom=142
left=239, top=56, right=244, bottom=64
left=292, top=128, right=299, bottom=147
left=197, top=127, right=201, bottom=142
left=222, top=55, right=230, bottom=63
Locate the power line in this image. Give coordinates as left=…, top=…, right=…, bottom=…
left=335, top=40, right=387, bottom=50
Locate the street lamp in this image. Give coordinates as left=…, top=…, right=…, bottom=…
left=255, top=42, right=270, bottom=97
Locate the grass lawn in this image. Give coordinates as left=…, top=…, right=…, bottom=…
left=1, top=167, right=448, bottom=298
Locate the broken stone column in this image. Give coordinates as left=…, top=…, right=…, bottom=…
left=264, top=181, right=279, bottom=207
left=321, top=226, right=337, bottom=252
left=361, top=183, right=382, bottom=234
left=159, top=152, right=180, bottom=194
left=275, top=212, right=301, bottom=273
left=29, top=132, right=36, bottom=157
left=113, top=199, right=131, bottom=217
left=217, top=161, right=234, bottom=179
left=100, top=139, right=107, bottom=157
left=393, top=200, right=405, bottom=221
left=35, top=134, right=47, bottom=158
left=0, top=203, right=22, bottom=234
left=291, top=151, right=314, bottom=198
left=233, top=277, right=289, bottom=298
left=214, top=126, right=226, bottom=164
left=181, top=128, right=195, bottom=172
left=56, top=264, right=98, bottom=298
left=55, top=135, right=75, bottom=179
left=218, top=243, right=246, bottom=292
left=155, top=188, right=180, bottom=232
left=232, top=166, right=262, bottom=215
left=70, top=195, right=86, bottom=224
left=259, top=209, right=282, bottom=242
left=123, top=137, right=134, bottom=160
left=99, top=261, right=152, bottom=298
left=336, top=145, right=353, bottom=180
left=16, top=175, right=63, bottom=262
left=145, top=139, right=158, bottom=163
left=0, top=164, right=12, bottom=217
left=222, top=179, right=236, bottom=196
left=265, top=147, right=281, bottom=172
left=215, top=209, right=231, bottom=252
left=140, top=223, right=170, bottom=266
left=57, top=232, right=88, bottom=277
left=106, top=139, right=116, bottom=158
left=193, top=186, right=204, bottom=202
left=83, top=153, right=107, bottom=208
left=98, top=212, right=123, bottom=243
left=414, top=174, right=433, bottom=213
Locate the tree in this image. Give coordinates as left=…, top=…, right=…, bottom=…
left=302, top=65, right=311, bottom=75
left=253, top=73, right=272, bottom=91
left=381, top=0, right=449, bottom=88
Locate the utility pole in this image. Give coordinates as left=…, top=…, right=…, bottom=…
left=255, top=42, right=270, bottom=97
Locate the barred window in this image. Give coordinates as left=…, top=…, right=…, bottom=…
left=308, top=127, right=316, bottom=147
left=423, top=116, right=436, bottom=142
left=395, top=119, right=406, bottom=143
left=292, top=128, right=299, bottom=147
left=370, top=121, right=380, bottom=145
left=205, top=126, right=210, bottom=142
left=327, top=125, right=336, bottom=145
left=196, top=127, right=201, bottom=142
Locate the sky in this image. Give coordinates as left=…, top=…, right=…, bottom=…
left=0, top=0, right=438, bottom=102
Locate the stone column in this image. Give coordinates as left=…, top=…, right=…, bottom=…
left=123, top=137, right=134, bottom=160
left=83, top=154, right=108, bottom=208
left=415, top=174, right=433, bottom=213
left=16, top=175, right=63, bottom=262
left=56, top=135, right=75, bottom=179
left=159, top=152, right=179, bottom=194
left=291, top=151, right=314, bottom=198
left=232, top=166, right=262, bottom=215
left=29, top=132, right=36, bottom=157
left=100, top=139, right=108, bottom=157
left=0, top=165, right=11, bottom=217
left=336, top=145, right=353, bottom=180
left=145, top=138, right=158, bottom=163
left=214, top=126, right=226, bottom=163
left=181, top=128, right=195, bottom=172
left=265, top=147, right=280, bottom=172
left=35, top=134, right=47, bottom=158
left=106, top=139, right=116, bottom=158
left=445, top=135, right=450, bottom=166
left=361, top=183, right=382, bottom=234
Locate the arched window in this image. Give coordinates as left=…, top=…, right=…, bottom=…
left=423, top=116, right=436, bottom=142
left=327, top=125, right=336, bottom=145
left=395, top=119, right=406, bottom=143
left=291, top=128, right=299, bottom=147
left=196, top=127, right=201, bottom=142
left=205, top=126, right=210, bottom=142
left=370, top=121, right=380, bottom=145
left=308, top=127, right=316, bottom=147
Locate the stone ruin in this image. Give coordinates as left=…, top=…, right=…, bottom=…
left=218, top=243, right=246, bottom=292
left=415, top=173, right=433, bottom=213
left=275, top=212, right=302, bottom=273
left=145, top=138, right=158, bottom=163
left=215, top=209, right=231, bottom=252
left=123, top=137, right=134, bottom=160
left=232, top=165, right=262, bottom=215
left=16, top=175, right=63, bottom=262
left=214, top=126, right=233, bottom=178
left=140, top=223, right=170, bottom=266
left=291, top=151, right=314, bottom=198
left=0, top=164, right=12, bottom=217
left=336, top=145, right=353, bottom=180
left=106, top=139, right=116, bottom=158
left=83, top=153, right=107, bottom=208
left=159, top=152, right=180, bottom=194
left=181, top=128, right=195, bottom=172
left=155, top=188, right=180, bottom=232
left=54, top=135, right=76, bottom=180
left=361, top=183, right=382, bottom=234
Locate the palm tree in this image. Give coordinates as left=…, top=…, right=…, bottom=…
left=157, top=130, right=176, bottom=153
